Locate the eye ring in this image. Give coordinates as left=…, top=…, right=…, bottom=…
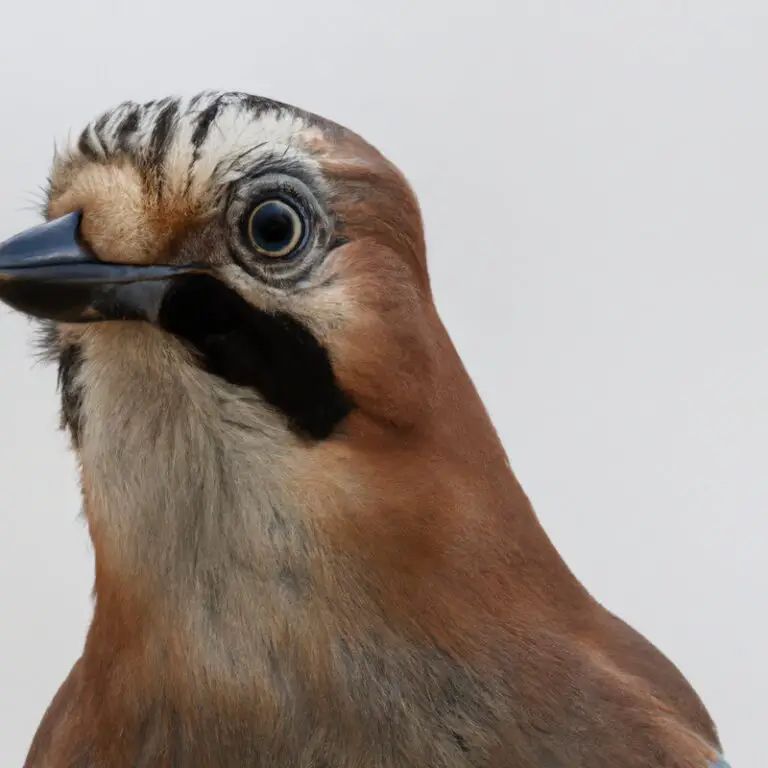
left=246, top=198, right=304, bottom=259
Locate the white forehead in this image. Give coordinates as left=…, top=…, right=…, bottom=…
left=63, top=91, right=328, bottom=198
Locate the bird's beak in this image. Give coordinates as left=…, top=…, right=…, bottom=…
left=0, top=212, right=210, bottom=323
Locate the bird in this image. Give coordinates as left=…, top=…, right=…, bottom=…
left=0, top=91, right=729, bottom=768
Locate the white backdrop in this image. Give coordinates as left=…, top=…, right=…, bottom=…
left=0, top=2, right=765, bottom=765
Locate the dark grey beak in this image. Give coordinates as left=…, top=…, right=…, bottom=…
left=0, top=212, right=210, bottom=323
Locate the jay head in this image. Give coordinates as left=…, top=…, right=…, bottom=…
left=1, top=92, right=725, bottom=767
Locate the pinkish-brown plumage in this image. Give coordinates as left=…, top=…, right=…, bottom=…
left=0, top=92, right=724, bottom=767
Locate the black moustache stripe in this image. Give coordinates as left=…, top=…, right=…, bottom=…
left=157, top=274, right=354, bottom=440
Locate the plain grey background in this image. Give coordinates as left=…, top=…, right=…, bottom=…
left=0, top=1, right=764, bottom=764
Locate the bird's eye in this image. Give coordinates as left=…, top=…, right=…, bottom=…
left=247, top=199, right=304, bottom=259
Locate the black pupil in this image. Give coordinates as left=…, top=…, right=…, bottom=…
left=250, top=201, right=299, bottom=254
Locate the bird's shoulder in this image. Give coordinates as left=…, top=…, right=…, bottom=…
left=23, top=658, right=86, bottom=767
